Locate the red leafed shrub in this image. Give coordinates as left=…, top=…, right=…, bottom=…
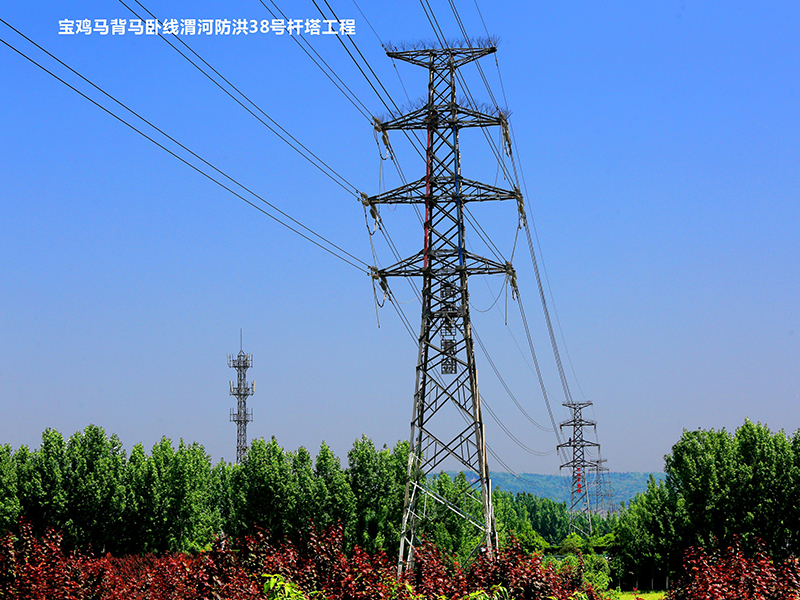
left=235, top=526, right=600, bottom=600
left=3, top=521, right=99, bottom=600
left=667, top=539, right=800, bottom=600
left=410, top=541, right=468, bottom=600
left=0, top=520, right=602, bottom=600
left=0, top=520, right=262, bottom=600
left=236, top=524, right=405, bottom=600
left=466, top=540, right=601, bottom=600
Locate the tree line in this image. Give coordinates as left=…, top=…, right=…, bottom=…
left=2, top=419, right=796, bottom=592
left=0, top=426, right=608, bottom=560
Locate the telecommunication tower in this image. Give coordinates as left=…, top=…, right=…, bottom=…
left=557, top=401, right=599, bottom=536
left=366, top=42, right=519, bottom=573
left=228, top=335, right=254, bottom=463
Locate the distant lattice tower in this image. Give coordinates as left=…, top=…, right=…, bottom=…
left=557, top=401, right=599, bottom=537
left=591, top=455, right=614, bottom=516
left=228, top=340, right=254, bottom=463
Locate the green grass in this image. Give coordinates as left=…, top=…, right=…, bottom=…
left=618, top=592, right=667, bottom=600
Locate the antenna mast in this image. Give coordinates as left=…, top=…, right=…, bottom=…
left=228, top=335, right=254, bottom=463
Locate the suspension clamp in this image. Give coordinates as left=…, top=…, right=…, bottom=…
left=505, top=262, right=519, bottom=299
left=499, top=112, right=513, bottom=157
left=370, top=266, right=389, bottom=296
left=514, top=187, right=526, bottom=225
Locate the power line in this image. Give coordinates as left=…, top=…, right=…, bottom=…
left=257, top=0, right=374, bottom=123
left=482, top=397, right=554, bottom=456
left=469, top=0, right=596, bottom=415
left=472, top=325, right=553, bottom=433
left=313, top=0, right=428, bottom=166
left=523, top=220, right=573, bottom=405
left=515, top=290, right=568, bottom=462
left=121, top=0, right=361, bottom=199
left=351, top=12, right=416, bottom=108
left=0, top=25, right=370, bottom=274
left=419, top=0, right=519, bottom=195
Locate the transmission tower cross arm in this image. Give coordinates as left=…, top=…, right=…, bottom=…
left=377, top=105, right=502, bottom=130
left=378, top=250, right=508, bottom=279
left=560, top=417, right=599, bottom=431
left=386, top=45, right=496, bottom=68
left=366, top=177, right=519, bottom=205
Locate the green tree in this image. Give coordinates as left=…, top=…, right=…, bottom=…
left=514, top=492, right=568, bottom=545
left=122, top=437, right=218, bottom=553
left=558, top=531, right=585, bottom=555
left=122, top=441, right=154, bottom=553
left=234, top=437, right=297, bottom=542
left=611, top=476, right=678, bottom=589
left=314, top=442, right=356, bottom=544
left=730, top=419, right=796, bottom=557
left=63, top=424, right=127, bottom=552
left=347, top=437, right=408, bottom=555
left=290, top=446, right=317, bottom=538
left=0, top=444, right=20, bottom=533
left=493, top=489, right=548, bottom=553
left=417, top=471, right=484, bottom=565
left=313, top=441, right=357, bottom=545
left=16, top=429, right=69, bottom=537
left=146, top=436, right=180, bottom=551
left=211, top=458, right=238, bottom=540
left=664, top=426, right=739, bottom=551
left=612, top=420, right=800, bottom=589
left=169, top=440, right=219, bottom=552
left=664, top=420, right=797, bottom=559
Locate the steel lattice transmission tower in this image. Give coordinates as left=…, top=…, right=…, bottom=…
left=228, top=340, right=254, bottom=464
left=590, top=455, right=614, bottom=516
left=557, top=400, right=599, bottom=537
left=366, top=43, right=519, bottom=573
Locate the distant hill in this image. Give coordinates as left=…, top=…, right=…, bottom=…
left=447, top=471, right=666, bottom=507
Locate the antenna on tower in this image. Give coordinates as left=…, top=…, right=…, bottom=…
left=228, top=334, right=254, bottom=463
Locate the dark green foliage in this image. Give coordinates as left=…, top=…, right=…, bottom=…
left=493, top=490, right=550, bottom=553
left=558, top=532, right=585, bottom=555
left=0, top=445, right=20, bottom=534
left=417, top=471, right=485, bottom=565
left=510, top=492, right=569, bottom=545
left=230, top=437, right=297, bottom=542
left=613, top=419, right=800, bottom=590
left=346, top=436, right=407, bottom=556
left=62, top=425, right=127, bottom=553
left=1, top=425, right=619, bottom=562
left=611, top=475, right=679, bottom=589
left=165, top=439, right=220, bottom=552
left=666, top=419, right=799, bottom=559
left=312, top=442, right=356, bottom=542
left=15, top=429, right=69, bottom=538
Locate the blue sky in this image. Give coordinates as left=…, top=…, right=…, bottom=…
left=1, top=1, right=798, bottom=474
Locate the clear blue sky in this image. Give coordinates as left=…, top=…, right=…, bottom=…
left=1, top=1, right=798, bottom=474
